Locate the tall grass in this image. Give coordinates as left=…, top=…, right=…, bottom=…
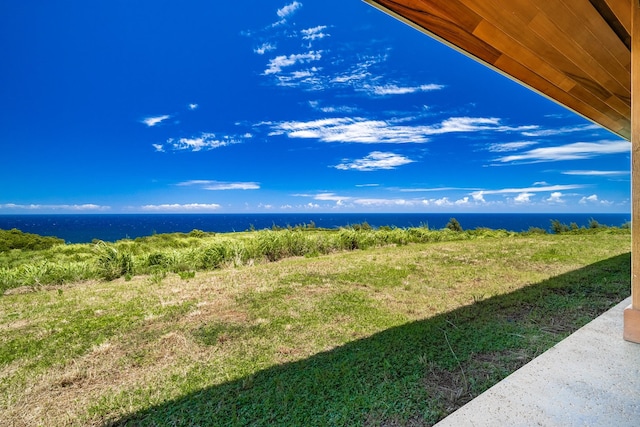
left=0, top=223, right=630, bottom=294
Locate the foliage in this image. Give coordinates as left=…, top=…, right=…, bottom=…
left=0, top=223, right=631, bottom=293
left=524, top=226, right=547, bottom=235
left=94, top=241, right=134, bottom=281
left=0, top=228, right=64, bottom=252
left=551, top=219, right=571, bottom=234
left=446, top=218, right=463, bottom=232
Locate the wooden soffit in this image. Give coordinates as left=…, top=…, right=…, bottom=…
left=365, top=0, right=631, bottom=140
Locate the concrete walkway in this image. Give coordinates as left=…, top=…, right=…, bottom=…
left=435, top=297, right=640, bottom=427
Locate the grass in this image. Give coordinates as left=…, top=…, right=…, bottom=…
left=0, top=227, right=631, bottom=426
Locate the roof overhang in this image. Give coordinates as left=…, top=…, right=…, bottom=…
left=364, top=0, right=631, bottom=140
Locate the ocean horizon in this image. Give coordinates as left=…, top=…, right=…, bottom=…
left=0, top=213, right=631, bottom=244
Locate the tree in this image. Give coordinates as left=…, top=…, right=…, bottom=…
left=446, top=218, right=463, bottom=232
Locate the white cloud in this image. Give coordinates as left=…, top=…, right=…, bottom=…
left=353, top=198, right=411, bottom=207
left=367, top=83, right=444, bottom=96
left=277, top=1, right=302, bottom=19
left=271, top=117, right=428, bottom=143
left=578, top=194, right=612, bottom=205
left=430, top=117, right=537, bottom=134
left=273, top=68, right=323, bottom=88
left=142, top=115, right=171, bottom=127
left=514, top=192, right=534, bottom=203
left=487, top=141, right=538, bottom=152
left=152, top=144, right=165, bottom=152
left=562, top=170, right=629, bottom=176
left=399, top=186, right=478, bottom=193
left=0, top=203, right=110, bottom=211
left=141, top=203, right=221, bottom=211
left=308, top=102, right=359, bottom=114
left=521, top=123, right=600, bottom=137
left=334, top=151, right=414, bottom=171
left=263, top=51, right=322, bottom=75
left=270, top=116, right=537, bottom=144
left=495, top=140, right=629, bottom=163
left=546, top=192, right=565, bottom=203
left=471, top=184, right=583, bottom=198
left=472, top=191, right=486, bottom=203
left=433, top=197, right=452, bottom=206
left=164, top=133, right=243, bottom=152
left=301, top=26, right=328, bottom=41
left=330, top=55, right=386, bottom=85
left=188, top=103, right=198, bottom=110
left=314, top=193, right=351, bottom=202
left=254, top=43, right=276, bottom=55
left=580, top=194, right=599, bottom=204
left=177, top=180, right=260, bottom=190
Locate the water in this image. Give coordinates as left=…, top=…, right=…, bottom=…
left=0, top=213, right=630, bottom=244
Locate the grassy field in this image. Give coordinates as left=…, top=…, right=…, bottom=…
left=0, top=226, right=631, bottom=426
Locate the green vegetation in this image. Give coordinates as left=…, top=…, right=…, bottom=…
left=0, top=222, right=631, bottom=426
left=0, top=228, right=64, bottom=252
left=446, top=217, right=463, bottom=232
left=1, top=220, right=629, bottom=293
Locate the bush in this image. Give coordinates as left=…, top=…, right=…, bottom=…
left=94, top=241, right=134, bottom=281
left=189, top=229, right=207, bottom=238
left=525, top=226, right=547, bottom=235
left=146, top=252, right=172, bottom=268
left=446, top=218, right=463, bottom=232
left=200, top=243, right=229, bottom=269
left=550, top=220, right=570, bottom=234
left=350, top=221, right=372, bottom=231
left=589, top=218, right=603, bottom=229
left=0, top=228, right=64, bottom=252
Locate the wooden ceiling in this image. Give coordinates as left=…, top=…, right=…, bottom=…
left=364, top=0, right=631, bottom=140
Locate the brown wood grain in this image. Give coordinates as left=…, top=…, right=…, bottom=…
left=603, top=0, right=632, bottom=34
left=365, top=0, right=631, bottom=139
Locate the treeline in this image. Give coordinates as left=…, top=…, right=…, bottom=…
left=0, top=228, right=64, bottom=252
left=550, top=218, right=630, bottom=234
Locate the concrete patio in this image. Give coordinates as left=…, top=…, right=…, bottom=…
left=434, top=297, right=640, bottom=426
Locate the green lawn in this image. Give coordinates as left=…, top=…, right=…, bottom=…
left=0, top=229, right=631, bottom=426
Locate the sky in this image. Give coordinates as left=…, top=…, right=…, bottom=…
left=0, top=0, right=631, bottom=214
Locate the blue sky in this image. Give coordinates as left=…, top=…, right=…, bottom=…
left=0, top=0, right=631, bottom=214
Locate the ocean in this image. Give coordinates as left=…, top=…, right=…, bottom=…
left=0, top=213, right=631, bottom=244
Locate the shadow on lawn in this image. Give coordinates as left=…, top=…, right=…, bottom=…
left=109, top=253, right=630, bottom=427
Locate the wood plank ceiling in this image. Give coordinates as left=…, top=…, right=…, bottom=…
left=364, top=0, right=632, bottom=140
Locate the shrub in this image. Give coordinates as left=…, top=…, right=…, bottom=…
left=94, top=241, right=134, bottom=281
left=589, top=218, right=603, bottom=229
left=525, top=226, right=547, bottom=235
left=200, top=243, right=229, bottom=269
left=550, top=220, right=570, bottom=234
left=178, top=271, right=196, bottom=280
left=337, top=228, right=375, bottom=250
left=256, top=230, right=290, bottom=261
left=446, top=218, right=463, bottom=232
left=146, top=252, right=172, bottom=268
left=350, top=221, right=372, bottom=231
left=189, top=229, right=207, bottom=238
left=0, top=228, right=64, bottom=252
